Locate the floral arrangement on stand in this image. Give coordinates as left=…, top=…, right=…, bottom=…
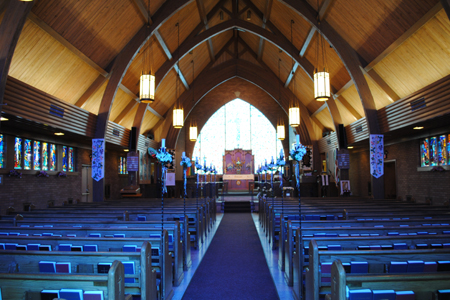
left=57, top=171, right=67, bottom=178
left=8, top=170, right=22, bottom=178
left=156, top=139, right=172, bottom=194
left=36, top=170, right=49, bottom=178
left=267, top=157, right=278, bottom=199
left=277, top=149, right=286, bottom=188
left=180, top=152, right=191, bottom=214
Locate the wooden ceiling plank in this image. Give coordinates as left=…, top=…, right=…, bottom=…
left=114, top=99, right=138, bottom=124
left=154, top=30, right=173, bottom=60
left=75, top=75, right=108, bottom=108
left=147, top=105, right=164, bottom=120
left=318, top=0, right=333, bottom=21
left=28, top=12, right=107, bottom=77
left=284, top=62, right=298, bottom=87
left=195, top=0, right=215, bottom=62
left=365, top=2, right=443, bottom=71
left=257, top=0, right=274, bottom=60
left=365, top=68, right=400, bottom=102
left=299, top=27, right=316, bottom=57
left=336, top=96, right=362, bottom=120
left=311, top=102, right=327, bottom=118
left=132, top=0, right=151, bottom=23
left=331, top=2, right=442, bottom=104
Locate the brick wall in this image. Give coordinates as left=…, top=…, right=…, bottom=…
left=0, top=147, right=129, bottom=214
left=349, top=139, right=450, bottom=203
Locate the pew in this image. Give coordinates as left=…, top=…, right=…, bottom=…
left=0, top=260, right=126, bottom=300
left=0, top=224, right=184, bottom=287
left=0, top=241, right=157, bottom=300
left=304, top=239, right=450, bottom=300
left=0, top=231, right=173, bottom=300
left=330, top=259, right=450, bottom=300
left=8, top=217, right=191, bottom=271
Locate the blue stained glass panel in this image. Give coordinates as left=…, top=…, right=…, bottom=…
left=42, top=142, right=49, bottom=171
left=0, top=134, right=3, bottom=169
left=50, top=144, right=56, bottom=171
left=33, top=141, right=41, bottom=170
left=439, top=135, right=446, bottom=166
left=62, top=146, right=68, bottom=172
left=24, top=139, right=32, bottom=170
left=430, top=137, right=437, bottom=166
left=14, top=137, right=22, bottom=169
left=69, top=147, right=74, bottom=172
left=421, top=138, right=429, bottom=167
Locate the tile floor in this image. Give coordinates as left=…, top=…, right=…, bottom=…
left=171, top=212, right=295, bottom=300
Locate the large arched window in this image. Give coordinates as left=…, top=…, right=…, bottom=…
left=193, top=99, right=283, bottom=174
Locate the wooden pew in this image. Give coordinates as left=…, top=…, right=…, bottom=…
left=0, top=231, right=173, bottom=300
left=0, top=241, right=157, bottom=300
left=0, top=224, right=184, bottom=287
left=330, top=259, right=450, bottom=300
left=305, top=239, right=450, bottom=300
left=9, top=217, right=191, bottom=271
left=281, top=219, right=450, bottom=275
left=4, top=207, right=206, bottom=249
left=289, top=229, right=450, bottom=287
left=0, top=260, right=126, bottom=300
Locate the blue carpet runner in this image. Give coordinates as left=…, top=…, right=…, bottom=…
left=182, top=213, right=279, bottom=300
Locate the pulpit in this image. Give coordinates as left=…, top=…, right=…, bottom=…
left=223, top=148, right=254, bottom=191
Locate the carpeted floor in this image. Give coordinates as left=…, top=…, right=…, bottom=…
left=181, top=213, right=279, bottom=300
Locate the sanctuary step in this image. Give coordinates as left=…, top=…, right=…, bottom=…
left=224, top=201, right=251, bottom=213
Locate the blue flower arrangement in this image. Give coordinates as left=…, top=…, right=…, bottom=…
left=156, top=148, right=173, bottom=166
left=57, top=171, right=67, bottom=178
left=36, top=170, right=49, bottom=177
left=290, top=143, right=307, bottom=162
left=180, top=156, right=192, bottom=168
left=195, top=158, right=203, bottom=172
left=8, top=170, right=22, bottom=178
left=267, top=157, right=278, bottom=172
left=277, top=150, right=286, bottom=167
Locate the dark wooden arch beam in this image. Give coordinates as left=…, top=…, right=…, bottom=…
left=155, top=18, right=315, bottom=91
left=0, top=0, right=34, bottom=112
left=161, top=59, right=315, bottom=149
left=281, top=0, right=380, bottom=135
left=95, top=0, right=193, bottom=140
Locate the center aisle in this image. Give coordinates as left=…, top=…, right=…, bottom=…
left=181, top=213, right=280, bottom=300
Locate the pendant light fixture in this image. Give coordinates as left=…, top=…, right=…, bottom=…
left=314, top=1, right=330, bottom=102
left=277, top=58, right=285, bottom=140
left=288, top=20, right=300, bottom=128
left=189, top=58, right=197, bottom=141
left=173, top=22, right=184, bottom=129
left=140, top=0, right=155, bottom=103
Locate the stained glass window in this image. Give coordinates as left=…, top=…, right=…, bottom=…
left=448, top=134, right=450, bottom=165
left=430, top=137, right=437, bottom=166
left=68, top=147, right=74, bottom=172
left=62, top=146, right=68, bottom=172
left=439, top=135, right=446, bottom=166
left=14, top=137, right=22, bottom=169
left=42, top=142, right=49, bottom=171
left=33, top=141, right=41, bottom=170
left=119, top=157, right=127, bottom=174
left=193, top=99, right=283, bottom=174
left=24, top=139, right=32, bottom=170
left=49, top=144, right=56, bottom=171
left=0, top=134, right=4, bottom=169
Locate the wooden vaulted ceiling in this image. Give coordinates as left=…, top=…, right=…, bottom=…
left=3, top=0, right=450, bottom=143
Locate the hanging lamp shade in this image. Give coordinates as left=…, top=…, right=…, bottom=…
left=289, top=106, right=300, bottom=127
left=277, top=124, right=285, bottom=140
left=173, top=107, right=184, bottom=129
left=189, top=124, right=198, bottom=141
left=140, top=73, right=155, bottom=103
left=314, top=69, right=330, bottom=101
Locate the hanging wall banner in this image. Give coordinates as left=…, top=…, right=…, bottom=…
left=369, top=134, right=384, bottom=178
left=92, top=138, right=105, bottom=182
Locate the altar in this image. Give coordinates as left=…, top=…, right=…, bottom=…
left=223, top=148, right=254, bottom=191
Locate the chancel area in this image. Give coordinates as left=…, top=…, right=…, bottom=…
left=1, top=0, right=450, bottom=299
